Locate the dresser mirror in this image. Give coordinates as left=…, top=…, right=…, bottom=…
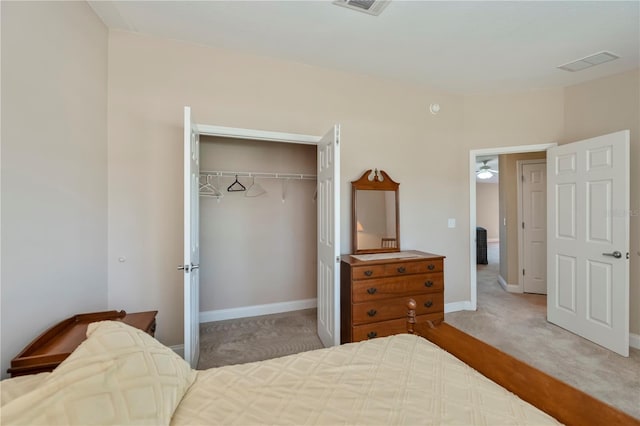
left=352, top=169, right=400, bottom=254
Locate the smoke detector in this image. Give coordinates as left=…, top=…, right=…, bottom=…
left=332, top=0, right=391, bottom=16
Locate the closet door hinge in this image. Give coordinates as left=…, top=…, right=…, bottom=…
left=523, top=269, right=525, bottom=276
left=336, top=256, right=340, bottom=263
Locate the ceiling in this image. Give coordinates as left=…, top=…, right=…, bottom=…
left=88, top=1, right=639, bottom=94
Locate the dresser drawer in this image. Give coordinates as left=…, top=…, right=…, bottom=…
left=352, top=259, right=443, bottom=280
left=352, top=273, right=443, bottom=302
left=352, top=293, right=444, bottom=324
left=351, top=313, right=444, bottom=342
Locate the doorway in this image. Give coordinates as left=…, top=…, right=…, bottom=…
left=468, top=143, right=556, bottom=310
left=182, top=107, right=341, bottom=367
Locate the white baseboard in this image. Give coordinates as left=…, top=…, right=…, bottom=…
left=487, top=238, right=500, bottom=243
left=199, top=298, right=317, bottom=323
left=445, top=301, right=474, bottom=313
left=630, top=333, right=640, bottom=350
left=169, top=344, right=184, bottom=357
left=498, top=274, right=522, bottom=293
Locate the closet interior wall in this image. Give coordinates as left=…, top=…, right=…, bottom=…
left=199, top=136, right=317, bottom=313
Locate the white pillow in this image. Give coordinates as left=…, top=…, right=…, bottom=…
left=1, top=321, right=196, bottom=425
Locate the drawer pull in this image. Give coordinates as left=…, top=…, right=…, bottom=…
left=367, top=331, right=378, bottom=339
left=367, top=287, right=377, bottom=295
left=424, top=281, right=434, bottom=288
left=427, top=264, right=435, bottom=271
left=367, top=309, right=377, bottom=317
left=424, top=300, right=433, bottom=308
left=364, top=270, right=373, bottom=277
left=397, top=266, right=406, bottom=273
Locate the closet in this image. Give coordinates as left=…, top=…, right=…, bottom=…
left=181, top=106, right=340, bottom=367
left=198, top=137, right=317, bottom=322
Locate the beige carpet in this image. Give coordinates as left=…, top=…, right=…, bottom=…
left=198, top=308, right=323, bottom=369
left=446, top=242, right=640, bottom=419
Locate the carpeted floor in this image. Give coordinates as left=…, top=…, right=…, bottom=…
left=446, top=242, right=640, bottom=419
left=198, top=309, right=323, bottom=369
left=198, top=244, right=639, bottom=419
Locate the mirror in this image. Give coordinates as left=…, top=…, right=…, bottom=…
left=352, top=169, right=400, bottom=254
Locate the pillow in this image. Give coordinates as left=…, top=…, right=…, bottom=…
left=1, top=321, right=196, bottom=425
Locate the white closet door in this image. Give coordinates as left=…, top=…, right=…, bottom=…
left=547, top=130, right=630, bottom=356
left=317, top=125, right=340, bottom=347
left=183, top=106, right=200, bottom=367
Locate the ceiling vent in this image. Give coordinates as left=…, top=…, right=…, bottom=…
left=332, top=0, right=391, bottom=16
left=557, top=51, right=619, bottom=72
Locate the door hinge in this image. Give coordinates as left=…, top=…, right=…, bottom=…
left=522, top=222, right=525, bottom=229
left=523, top=269, right=525, bottom=276
left=521, top=174, right=525, bottom=182
left=336, top=256, right=340, bottom=263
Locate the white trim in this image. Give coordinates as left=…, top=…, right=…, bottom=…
left=469, top=143, right=556, bottom=312
left=196, top=124, right=321, bottom=145
left=199, top=298, right=318, bottom=323
left=445, top=301, right=475, bottom=313
left=169, top=344, right=184, bottom=358
left=630, top=333, right=640, bottom=350
left=517, top=159, right=546, bottom=295
left=487, top=238, right=500, bottom=243
left=498, top=274, right=523, bottom=293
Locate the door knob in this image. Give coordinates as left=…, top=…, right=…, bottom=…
left=191, top=263, right=200, bottom=270
left=177, top=264, right=190, bottom=272
left=602, top=251, right=622, bottom=259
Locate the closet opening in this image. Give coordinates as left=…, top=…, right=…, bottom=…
left=196, top=136, right=322, bottom=366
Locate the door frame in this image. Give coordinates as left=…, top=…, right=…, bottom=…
left=469, top=143, right=556, bottom=310
left=191, top=122, right=341, bottom=342
left=517, top=159, right=547, bottom=294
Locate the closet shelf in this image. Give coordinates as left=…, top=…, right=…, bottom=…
left=200, top=170, right=317, bottom=180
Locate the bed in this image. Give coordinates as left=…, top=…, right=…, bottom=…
left=1, top=301, right=637, bottom=426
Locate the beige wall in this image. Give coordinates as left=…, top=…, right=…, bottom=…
left=106, top=31, right=572, bottom=346
left=476, top=182, right=499, bottom=241
left=497, top=152, right=547, bottom=285
left=563, top=69, right=640, bottom=335
left=198, top=137, right=317, bottom=311
left=0, top=2, right=108, bottom=377
left=106, top=31, right=467, bottom=347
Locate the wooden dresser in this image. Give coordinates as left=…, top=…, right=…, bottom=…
left=8, top=310, right=158, bottom=377
left=340, top=251, right=445, bottom=343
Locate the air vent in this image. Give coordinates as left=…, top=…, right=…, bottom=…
left=332, top=0, right=391, bottom=16
left=558, top=51, right=619, bottom=72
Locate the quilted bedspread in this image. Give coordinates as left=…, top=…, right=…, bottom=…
left=171, top=333, right=560, bottom=425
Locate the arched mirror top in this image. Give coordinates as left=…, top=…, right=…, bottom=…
left=351, top=169, right=400, bottom=254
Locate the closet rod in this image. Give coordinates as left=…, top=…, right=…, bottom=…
left=200, top=170, right=317, bottom=180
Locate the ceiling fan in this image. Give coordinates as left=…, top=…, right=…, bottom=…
left=476, top=160, right=499, bottom=179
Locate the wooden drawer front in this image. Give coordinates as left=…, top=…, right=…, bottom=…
left=352, top=259, right=443, bottom=280
left=352, top=293, right=444, bottom=324
left=351, top=313, right=444, bottom=342
left=352, top=273, right=444, bottom=302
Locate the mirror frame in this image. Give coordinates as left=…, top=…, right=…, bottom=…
left=351, top=169, right=400, bottom=254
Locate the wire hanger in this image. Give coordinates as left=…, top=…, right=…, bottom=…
left=245, top=176, right=267, bottom=198
left=227, top=175, right=246, bottom=192
left=200, top=174, right=224, bottom=199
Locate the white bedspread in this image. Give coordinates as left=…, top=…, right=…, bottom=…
left=171, top=334, right=560, bottom=425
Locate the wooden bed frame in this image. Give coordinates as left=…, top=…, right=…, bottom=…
left=405, top=299, right=639, bottom=426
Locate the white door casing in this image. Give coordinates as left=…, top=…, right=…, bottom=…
left=317, top=125, right=341, bottom=347
left=522, top=162, right=547, bottom=294
left=547, top=130, right=630, bottom=356
left=183, top=106, right=200, bottom=368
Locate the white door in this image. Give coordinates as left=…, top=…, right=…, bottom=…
left=317, top=125, right=340, bottom=347
left=182, top=106, right=200, bottom=367
left=547, top=130, right=630, bottom=356
left=522, top=162, right=547, bottom=294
